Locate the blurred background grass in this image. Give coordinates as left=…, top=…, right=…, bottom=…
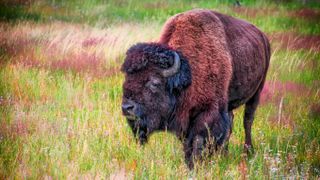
left=0, top=0, right=319, bottom=179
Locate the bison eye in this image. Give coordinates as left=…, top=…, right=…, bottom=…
left=146, top=77, right=161, bottom=93
left=147, top=82, right=159, bottom=93
left=149, top=83, right=159, bottom=93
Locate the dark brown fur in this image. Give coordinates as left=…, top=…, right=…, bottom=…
left=122, top=9, right=270, bottom=168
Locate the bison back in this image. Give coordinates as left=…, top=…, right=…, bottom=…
left=214, top=11, right=271, bottom=110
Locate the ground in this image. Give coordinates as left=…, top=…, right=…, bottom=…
left=0, top=0, right=319, bottom=179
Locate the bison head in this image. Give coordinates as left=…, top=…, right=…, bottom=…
left=121, top=43, right=191, bottom=144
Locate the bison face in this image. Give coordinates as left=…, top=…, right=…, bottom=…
left=121, top=43, right=191, bottom=144
left=122, top=71, right=175, bottom=144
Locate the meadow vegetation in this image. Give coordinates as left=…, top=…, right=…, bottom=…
left=0, top=0, right=319, bottom=178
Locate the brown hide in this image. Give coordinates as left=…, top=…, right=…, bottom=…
left=159, top=9, right=270, bottom=133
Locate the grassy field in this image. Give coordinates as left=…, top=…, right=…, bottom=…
left=0, top=0, right=319, bottom=179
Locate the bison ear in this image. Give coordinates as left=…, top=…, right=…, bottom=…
left=166, top=54, right=192, bottom=94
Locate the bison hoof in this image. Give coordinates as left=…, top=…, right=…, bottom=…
left=222, top=144, right=229, bottom=156
left=244, top=144, right=254, bottom=155
left=185, top=157, right=195, bottom=169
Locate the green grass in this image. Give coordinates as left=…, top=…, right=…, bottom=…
left=270, top=50, right=320, bottom=85
left=0, top=0, right=319, bottom=179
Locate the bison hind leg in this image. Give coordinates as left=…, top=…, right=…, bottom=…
left=243, top=79, right=265, bottom=154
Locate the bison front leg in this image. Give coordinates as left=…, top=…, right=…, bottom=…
left=183, top=108, right=231, bottom=169
left=183, top=130, right=205, bottom=169
left=223, top=111, right=234, bottom=154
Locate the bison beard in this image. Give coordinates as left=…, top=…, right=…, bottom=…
left=121, top=9, right=270, bottom=169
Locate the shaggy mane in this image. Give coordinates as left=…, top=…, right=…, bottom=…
left=121, top=43, right=176, bottom=73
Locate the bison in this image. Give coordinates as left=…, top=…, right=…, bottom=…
left=121, top=9, right=270, bottom=168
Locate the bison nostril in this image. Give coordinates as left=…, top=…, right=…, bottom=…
left=122, top=103, right=134, bottom=112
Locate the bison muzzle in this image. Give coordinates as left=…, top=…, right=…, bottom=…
left=121, top=9, right=270, bottom=169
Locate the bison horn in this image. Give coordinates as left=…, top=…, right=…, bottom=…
left=161, top=52, right=181, bottom=77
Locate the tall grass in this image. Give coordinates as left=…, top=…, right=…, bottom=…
left=0, top=0, right=319, bottom=178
